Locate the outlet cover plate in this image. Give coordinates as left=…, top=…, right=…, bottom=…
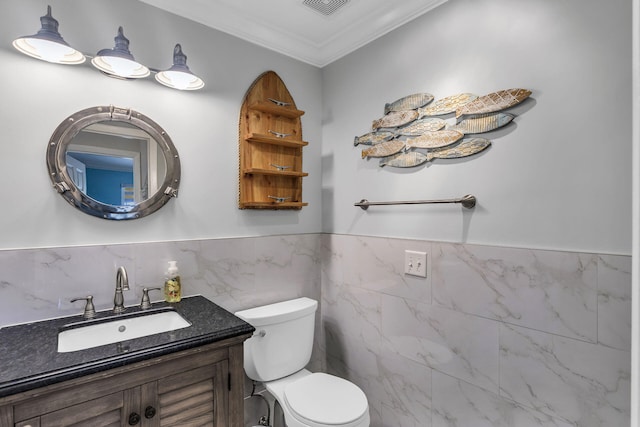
left=405, top=250, right=427, bottom=277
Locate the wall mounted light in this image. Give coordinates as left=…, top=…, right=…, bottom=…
left=91, top=27, right=150, bottom=79
left=13, top=5, right=205, bottom=91
left=12, top=5, right=85, bottom=65
left=155, top=44, right=205, bottom=91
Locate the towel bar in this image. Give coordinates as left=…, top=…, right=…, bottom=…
left=354, top=194, right=476, bottom=210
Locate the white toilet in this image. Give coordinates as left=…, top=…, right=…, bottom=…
left=235, top=297, right=370, bottom=427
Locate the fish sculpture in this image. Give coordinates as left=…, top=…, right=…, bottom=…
left=372, top=110, right=419, bottom=130
left=353, top=131, right=396, bottom=146
left=456, top=88, right=531, bottom=118
left=418, top=93, right=478, bottom=116
left=405, top=130, right=464, bottom=149
left=361, top=139, right=406, bottom=159
left=448, top=113, right=514, bottom=134
left=428, top=138, right=491, bottom=160
left=384, top=93, right=434, bottom=114
left=396, top=118, right=446, bottom=136
left=379, top=151, right=429, bottom=168
left=381, top=138, right=491, bottom=167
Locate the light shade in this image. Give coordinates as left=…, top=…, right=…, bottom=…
left=155, top=44, right=205, bottom=91
left=91, top=26, right=150, bottom=79
left=12, top=5, right=85, bottom=65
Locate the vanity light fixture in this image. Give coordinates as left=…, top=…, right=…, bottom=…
left=12, top=5, right=85, bottom=65
left=155, top=44, right=205, bottom=91
left=13, top=5, right=205, bottom=90
left=91, top=27, right=150, bottom=79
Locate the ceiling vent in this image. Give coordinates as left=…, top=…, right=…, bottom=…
left=302, top=0, right=350, bottom=16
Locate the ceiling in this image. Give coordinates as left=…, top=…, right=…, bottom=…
left=138, top=0, right=448, bottom=67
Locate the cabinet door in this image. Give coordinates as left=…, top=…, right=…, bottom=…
left=4, top=340, right=248, bottom=427
left=155, top=360, right=228, bottom=427
left=36, top=390, right=135, bottom=427
left=12, top=368, right=139, bottom=427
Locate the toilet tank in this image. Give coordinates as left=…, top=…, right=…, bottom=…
left=235, top=297, right=318, bottom=382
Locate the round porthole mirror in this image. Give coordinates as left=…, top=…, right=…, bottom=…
left=46, top=106, right=180, bottom=220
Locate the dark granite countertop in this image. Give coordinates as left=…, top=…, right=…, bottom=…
left=0, top=295, right=254, bottom=399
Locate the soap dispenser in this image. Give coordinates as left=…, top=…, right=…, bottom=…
left=164, top=260, right=182, bottom=303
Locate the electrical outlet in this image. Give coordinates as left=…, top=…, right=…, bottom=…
left=404, top=250, right=427, bottom=277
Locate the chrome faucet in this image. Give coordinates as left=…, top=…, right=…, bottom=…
left=113, top=266, right=130, bottom=314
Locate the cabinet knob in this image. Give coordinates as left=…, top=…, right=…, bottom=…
left=128, top=412, right=141, bottom=425
left=145, top=405, right=157, bottom=419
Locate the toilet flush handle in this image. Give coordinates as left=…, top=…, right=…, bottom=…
left=254, top=330, right=266, bottom=338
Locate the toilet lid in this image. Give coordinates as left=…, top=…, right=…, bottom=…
left=284, top=373, right=368, bottom=426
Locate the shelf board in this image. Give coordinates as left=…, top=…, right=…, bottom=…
left=240, top=201, right=308, bottom=209
left=245, top=133, right=309, bottom=148
left=243, top=168, right=308, bottom=177
left=248, top=101, right=305, bottom=119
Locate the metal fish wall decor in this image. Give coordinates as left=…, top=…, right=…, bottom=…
left=396, top=118, right=446, bottom=136
left=355, top=87, right=531, bottom=169
left=384, top=93, right=434, bottom=114
left=427, top=138, right=491, bottom=160
left=448, top=113, right=514, bottom=134
left=380, top=151, right=429, bottom=168
left=354, top=131, right=396, bottom=146
left=361, top=139, right=406, bottom=159
left=380, top=138, right=491, bottom=167
left=418, top=93, right=478, bottom=117
left=455, top=88, right=531, bottom=118
left=372, top=110, right=419, bottom=130
left=405, top=130, right=463, bottom=149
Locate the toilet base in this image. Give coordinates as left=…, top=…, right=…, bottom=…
left=263, top=369, right=370, bottom=427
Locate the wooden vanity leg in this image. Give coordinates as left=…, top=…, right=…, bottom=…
left=228, top=344, right=245, bottom=427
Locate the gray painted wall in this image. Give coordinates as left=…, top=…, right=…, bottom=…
left=0, top=0, right=323, bottom=250
left=0, top=0, right=631, bottom=255
left=321, top=0, right=632, bottom=255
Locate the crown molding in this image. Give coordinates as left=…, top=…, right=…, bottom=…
left=138, top=0, right=448, bottom=67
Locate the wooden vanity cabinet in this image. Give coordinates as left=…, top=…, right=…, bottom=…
left=0, top=336, right=248, bottom=427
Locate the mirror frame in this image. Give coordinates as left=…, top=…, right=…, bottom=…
left=47, top=105, right=181, bottom=220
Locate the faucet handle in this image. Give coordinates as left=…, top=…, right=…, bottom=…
left=140, top=287, right=162, bottom=310
left=70, top=295, right=96, bottom=319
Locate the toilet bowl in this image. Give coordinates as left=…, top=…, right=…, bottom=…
left=235, top=298, right=370, bottom=427
left=266, top=369, right=369, bottom=427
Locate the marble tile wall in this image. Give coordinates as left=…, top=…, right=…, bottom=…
left=0, top=234, right=323, bottom=427
left=0, top=235, right=321, bottom=328
left=0, top=234, right=632, bottom=427
left=320, top=234, right=631, bottom=427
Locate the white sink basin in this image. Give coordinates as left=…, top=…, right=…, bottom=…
left=58, top=309, right=191, bottom=353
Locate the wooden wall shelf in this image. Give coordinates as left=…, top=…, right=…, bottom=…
left=245, top=132, right=309, bottom=148
left=239, top=71, right=308, bottom=210
left=243, top=201, right=309, bottom=209
left=243, top=168, right=309, bottom=177
left=248, top=101, right=305, bottom=119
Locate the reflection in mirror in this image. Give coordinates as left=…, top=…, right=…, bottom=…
left=47, top=106, right=180, bottom=220
left=66, top=122, right=167, bottom=206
